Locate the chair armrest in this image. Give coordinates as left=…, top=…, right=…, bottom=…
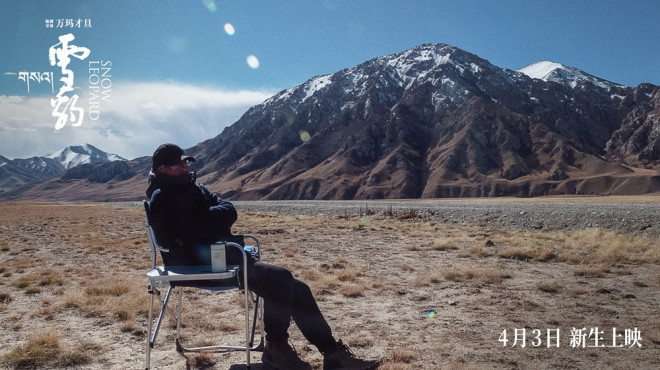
left=148, top=227, right=169, bottom=253
left=241, top=234, right=261, bottom=260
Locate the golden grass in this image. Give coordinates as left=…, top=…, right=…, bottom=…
left=338, top=283, right=366, bottom=298
left=497, top=246, right=556, bottom=262
left=315, top=273, right=340, bottom=291
left=345, top=331, right=374, bottom=348
left=24, top=286, right=42, bottom=295
left=385, top=348, right=417, bottom=363
left=573, top=265, right=610, bottom=277
left=337, top=267, right=363, bottom=282
left=61, top=278, right=146, bottom=321
left=430, top=237, right=461, bottom=251
left=379, top=364, right=407, bottom=370
left=556, top=228, right=660, bottom=264
left=182, top=305, right=242, bottom=333
left=85, top=284, right=130, bottom=297
left=414, top=271, right=444, bottom=286
left=482, top=227, right=660, bottom=265
left=1, top=331, right=94, bottom=368
left=34, top=307, right=55, bottom=321
left=537, top=281, right=561, bottom=293
left=442, top=268, right=512, bottom=285
left=0, top=292, right=12, bottom=304
left=186, top=352, right=217, bottom=369
left=12, top=269, right=64, bottom=290
left=2, top=332, right=60, bottom=368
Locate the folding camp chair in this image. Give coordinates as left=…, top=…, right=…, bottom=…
left=143, top=200, right=264, bottom=370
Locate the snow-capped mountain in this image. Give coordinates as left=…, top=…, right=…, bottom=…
left=186, top=43, right=658, bottom=199
left=0, top=144, right=127, bottom=194
left=518, top=61, right=622, bottom=89
left=46, top=144, right=126, bottom=169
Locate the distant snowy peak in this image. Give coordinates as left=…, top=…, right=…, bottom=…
left=46, top=144, right=126, bottom=169
left=518, top=61, right=564, bottom=80
left=518, top=61, right=622, bottom=89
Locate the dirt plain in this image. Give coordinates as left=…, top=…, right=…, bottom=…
left=0, top=196, right=658, bottom=369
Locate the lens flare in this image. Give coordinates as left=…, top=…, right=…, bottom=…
left=427, top=309, right=436, bottom=318
left=299, top=130, right=310, bottom=142
left=224, top=23, right=235, bottom=35
left=202, top=0, right=217, bottom=12
left=246, top=55, right=260, bottom=69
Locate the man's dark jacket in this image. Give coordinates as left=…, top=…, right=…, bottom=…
left=146, top=172, right=238, bottom=265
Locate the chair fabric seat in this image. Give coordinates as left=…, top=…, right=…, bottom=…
left=147, top=265, right=241, bottom=288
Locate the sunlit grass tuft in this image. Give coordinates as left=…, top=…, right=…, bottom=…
left=345, top=331, right=374, bottom=348
left=385, top=348, right=417, bottom=363
left=414, top=271, right=444, bottom=286
left=0, top=291, right=12, bottom=303
left=573, top=265, right=609, bottom=277
left=61, top=279, right=146, bottom=321
left=1, top=331, right=95, bottom=368
left=537, top=282, right=561, bottom=293
left=430, top=237, right=460, bottom=251
left=339, top=283, right=366, bottom=298
left=556, top=228, right=660, bottom=264
left=497, top=246, right=556, bottom=262
left=442, top=268, right=512, bottom=285
left=187, top=352, right=216, bottom=369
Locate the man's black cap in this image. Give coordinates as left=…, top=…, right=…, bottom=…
left=152, top=143, right=196, bottom=171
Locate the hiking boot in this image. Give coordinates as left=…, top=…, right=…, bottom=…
left=261, top=340, right=312, bottom=370
left=323, top=340, right=380, bottom=370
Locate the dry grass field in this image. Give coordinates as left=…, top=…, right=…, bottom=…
left=0, top=200, right=658, bottom=369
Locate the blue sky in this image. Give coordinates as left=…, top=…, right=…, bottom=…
left=1, top=0, right=659, bottom=159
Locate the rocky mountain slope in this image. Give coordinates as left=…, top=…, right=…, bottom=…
left=0, top=155, right=60, bottom=192
left=2, top=43, right=659, bottom=201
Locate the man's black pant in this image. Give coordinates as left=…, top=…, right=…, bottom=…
left=241, top=260, right=337, bottom=354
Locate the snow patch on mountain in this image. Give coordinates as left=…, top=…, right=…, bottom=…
left=302, top=74, right=332, bottom=102
left=518, top=61, right=622, bottom=89
left=381, top=45, right=454, bottom=88
left=518, top=61, right=564, bottom=80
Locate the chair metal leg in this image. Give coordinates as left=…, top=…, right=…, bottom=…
left=172, top=290, right=264, bottom=350
left=250, top=294, right=265, bottom=350
left=145, top=285, right=155, bottom=369
left=150, top=286, right=173, bottom=349
left=176, top=288, right=183, bottom=344
left=147, top=290, right=264, bottom=370
left=244, top=280, right=251, bottom=368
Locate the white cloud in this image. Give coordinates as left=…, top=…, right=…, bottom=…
left=0, top=82, right=276, bottom=159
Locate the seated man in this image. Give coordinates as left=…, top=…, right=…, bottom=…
left=146, top=143, right=379, bottom=370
